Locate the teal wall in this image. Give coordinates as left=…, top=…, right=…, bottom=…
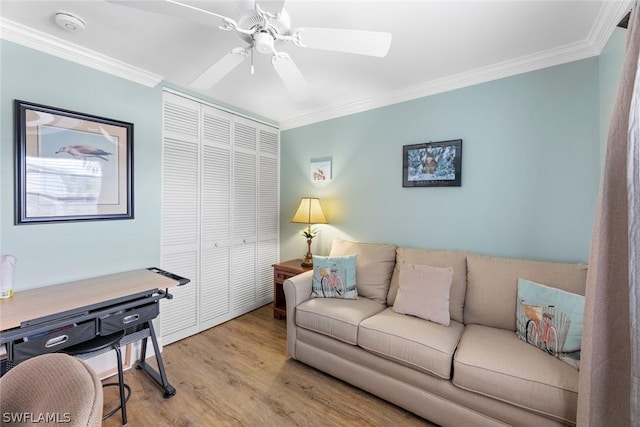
left=0, top=27, right=627, bottom=290
left=1, top=40, right=162, bottom=290
left=599, top=27, right=627, bottom=162
left=280, top=58, right=606, bottom=264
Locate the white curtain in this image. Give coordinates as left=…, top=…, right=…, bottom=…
left=577, top=7, right=639, bottom=427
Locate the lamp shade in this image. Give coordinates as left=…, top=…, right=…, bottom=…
left=291, top=197, right=328, bottom=224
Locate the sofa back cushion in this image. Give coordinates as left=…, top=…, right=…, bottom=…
left=330, top=239, right=396, bottom=304
left=465, top=253, right=588, bottom=330
left=388, top=248, right=467, bottom=324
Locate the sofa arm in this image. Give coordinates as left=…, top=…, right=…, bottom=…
left=283, top=270, right=313, bottom=358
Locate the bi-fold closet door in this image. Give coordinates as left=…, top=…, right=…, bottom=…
left=160, top=91, right=279, bottom=345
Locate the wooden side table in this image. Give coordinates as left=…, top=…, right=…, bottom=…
left=272, top=259, right=312, bottom=319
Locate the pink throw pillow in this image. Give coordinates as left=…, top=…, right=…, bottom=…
left=392, top=261, right=453, bottom=326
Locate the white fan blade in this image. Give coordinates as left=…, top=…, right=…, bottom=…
left=259, top=0, right=287, bottom=15
left=108, top=0, right=232, bottom=28
left=191, top=48, right=250, bottom=89
left=296, top=28, right=392, bottom=57
left=272, top=53, right=311, bottom=100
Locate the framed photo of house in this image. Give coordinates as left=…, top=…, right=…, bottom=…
left=402, top=139, right=462, bottom=187
left=14, top=100, right=134, bottom=224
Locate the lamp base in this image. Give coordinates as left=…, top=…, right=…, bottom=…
left=301, top=238, right=313, bottom=267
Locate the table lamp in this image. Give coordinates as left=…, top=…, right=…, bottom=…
left=291, top=197, right=328, bottom=267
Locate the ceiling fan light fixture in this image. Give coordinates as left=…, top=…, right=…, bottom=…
left=254, top=31, right=274, bottom=54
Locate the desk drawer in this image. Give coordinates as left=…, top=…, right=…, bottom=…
left=99, top=302, right=159, bottom=335
left=13, top=321, right=96, bottom=363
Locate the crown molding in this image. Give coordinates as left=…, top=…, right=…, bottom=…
left=278, top=40, right=597, bottom=131
left=0, top=0, right=629, bottom=132
left=0, top=17, right=163, bottom=87
left=590, top=0, right=633, bottom=53
left=279, top=1, right=631, bottom=131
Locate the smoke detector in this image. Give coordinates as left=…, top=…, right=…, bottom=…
left=54, top=10, right=86, bottom=32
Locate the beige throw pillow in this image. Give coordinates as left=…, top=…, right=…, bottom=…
left=392, top=261, right=453, bottom=326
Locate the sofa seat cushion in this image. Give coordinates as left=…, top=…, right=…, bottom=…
left=358, top=308, right=464, bottom=379
left=453, top=324, right=578, bottom=424
left=296, top=297, right=386, bottom=345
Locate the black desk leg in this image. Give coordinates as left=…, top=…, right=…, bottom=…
left=135, top=321, right=177, bottom=398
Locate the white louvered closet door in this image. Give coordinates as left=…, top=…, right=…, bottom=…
left=161, top=90, right=279, bottom=344
left=200, top=105, right=232, bottom=329
left=257, top=125, right=279, bottom=304
left=161, top=92, right=200, bottom=344
left=231, top=117, right=258, bottom=312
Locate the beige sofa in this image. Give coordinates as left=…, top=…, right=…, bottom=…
left=284, top=240, right=587, bottom=427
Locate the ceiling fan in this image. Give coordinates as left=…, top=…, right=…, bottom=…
left=113, top=0, right=392, bottom=97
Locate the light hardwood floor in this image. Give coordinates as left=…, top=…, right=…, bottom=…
left=102, top=304, right=437, bottom=427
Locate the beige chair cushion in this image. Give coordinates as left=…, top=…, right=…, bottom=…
left=388, top=248, right=467, bottom=323
left=296, top=297, right=386, bottom=345
left=330, top=239, right=396, bottom=304
left=465, top=253, right=588, bottom=330
left=0, top=353, right=103, bottom=426
left=453, top=324, right=578, bottom=424
left=358, top=307, right=464, bottom=379
left=392, top=261, right=453, bottom=326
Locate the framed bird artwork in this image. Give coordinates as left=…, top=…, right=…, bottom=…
left=14, top=100, right=133, bottom=224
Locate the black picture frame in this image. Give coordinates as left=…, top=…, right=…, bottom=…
left=402, top=139, right=462, bottom=187
left=14, top=100, right=134, bottom=224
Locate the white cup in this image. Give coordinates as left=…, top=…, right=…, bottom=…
left=0, top=255, right=16, bottom=299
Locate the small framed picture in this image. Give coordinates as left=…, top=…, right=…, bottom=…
left=310, top=157, right=332, bottom=181
left=403, top=139, right=462, bottom=187
left=14, top=100, right=134, bottom=224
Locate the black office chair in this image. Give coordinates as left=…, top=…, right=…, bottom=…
left=63, top=330, right=131, bottom=425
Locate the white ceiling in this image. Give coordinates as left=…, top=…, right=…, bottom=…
left=0, top=1, right=632, bottom=129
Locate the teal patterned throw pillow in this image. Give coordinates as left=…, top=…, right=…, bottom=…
left=311, top=255, right=358, bottom=299
left=516, top=278, right=584, bottom=369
